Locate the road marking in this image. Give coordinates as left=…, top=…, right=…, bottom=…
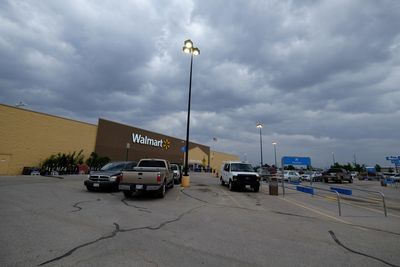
left=280, top=198, right=368, bottom=231
left=218, top=188, right=244, bottom=209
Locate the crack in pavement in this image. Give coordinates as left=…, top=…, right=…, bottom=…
left=39, top=223, right=120, bottom=266
left=180, top=189, right=209, bottom=203
left=121, top=198, right=152, bottom=213
left=272, top=211, right=316, bottom=219
left=38, top=205, right=204, bottom=266
left=71, top=199, right=101, bottom=212
left=328, top=230, right=400, bottom=267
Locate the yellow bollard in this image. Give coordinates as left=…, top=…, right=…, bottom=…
left=181, top=175, right=190, bottom=187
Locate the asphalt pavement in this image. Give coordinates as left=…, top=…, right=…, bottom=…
left=0, top=173, right=399, bottom=267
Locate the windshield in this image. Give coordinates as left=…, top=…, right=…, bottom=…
left=138, top=160, right=166, bottom=168
left=231, top=163, right=253, bottom=172
left=171, top=165, right=178, bottom=170
left=100, top=162, right=126, bottom=171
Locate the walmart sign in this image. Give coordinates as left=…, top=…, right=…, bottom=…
left=132, top=133, right=170, bottom=150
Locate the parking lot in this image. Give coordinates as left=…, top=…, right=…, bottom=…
left=1, top=173, right=399, bottom=267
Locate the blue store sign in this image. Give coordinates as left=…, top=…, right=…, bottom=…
left=282, top=156, right=311, bottom=166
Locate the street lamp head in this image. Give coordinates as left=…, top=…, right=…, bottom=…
left=183, top=46, right=191, bottom=54
left=192, top=47, right=200, bottom=55
left=256, top=123, right=263, bottom=129
left=184, top=39, right=193, bottom=49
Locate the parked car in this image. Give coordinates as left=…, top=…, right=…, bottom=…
left=119, top=159, right=174, bottom=198
left=257, top=167, right=269, bottom=181
left=301, top=171, right=323, bottom=182
left=171, top=164, right=181, bottom=184
left=284, top=171, right=301, bottom=183
left=84, top=161, right=137, bottom=191
left=220, top=162, right=260, bottom=192
left=322, top=168, right=353, bottom=183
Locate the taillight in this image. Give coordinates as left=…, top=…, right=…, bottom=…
left=157, top=173, right=162, bottom=184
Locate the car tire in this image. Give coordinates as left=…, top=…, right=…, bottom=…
left=349, top=179, right=353, bottom=184
left=220, top=177, right=225, bottom=186
left=156, top=182, right=166, bottom=198
left=169, top=179, right=174, bottom=189
left=228, top=180, right=235, bottom=191
left=253, top=185, right=260, bottom=192
left=123, top=191, right=133, bottom=198
left=324, top=178, right=328, bottom=183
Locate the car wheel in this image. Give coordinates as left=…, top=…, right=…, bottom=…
left=123, top=191, right=133, bottom=198
left=157, top=182, right=166, bottom=198
left=86, top=186, right=94, bottom=192
left=253, top=185, right=260, bottom=192
left=228, top=180, right=234, bottom=191
left=220, top=177, right=225, bottom=186
left=349, top=179, right=353, bottom=184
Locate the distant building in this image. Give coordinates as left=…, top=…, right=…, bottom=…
left=0, top=103, right=239, bottom=175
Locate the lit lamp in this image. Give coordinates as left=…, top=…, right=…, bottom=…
left=182, top=39, right=200, bottom=187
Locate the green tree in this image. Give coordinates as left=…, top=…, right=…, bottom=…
left=85, top=152, right=110, bottom=170
left=375, top=164, right=381, bottom=172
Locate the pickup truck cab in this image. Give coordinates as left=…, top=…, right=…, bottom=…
left=322, top=168, right=353, bottom=183
left=119, top=159, right=174, bottom=198
left=84, top=161, right=137, bottom=191
left=220, top=162, right=260, bottom=192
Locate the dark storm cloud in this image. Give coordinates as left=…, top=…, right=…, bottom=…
left=1, top=0, right=400, bottom=167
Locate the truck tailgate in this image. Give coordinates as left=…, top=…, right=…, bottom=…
left=122, top=167, right=165, bottom=185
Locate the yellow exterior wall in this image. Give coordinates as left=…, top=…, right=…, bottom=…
left=210, top=150, right=240, bottom=176
left=188, top=146, right=209, bottom=166
left=0, top=104, right=97, bottom=175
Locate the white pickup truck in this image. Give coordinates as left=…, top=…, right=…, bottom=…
left=119, top=159, right=174, bottom=198
left=220, top=161, right=261, bottom=192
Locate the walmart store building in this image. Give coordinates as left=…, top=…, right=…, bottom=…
left=0, top=104, right=239, bottom=175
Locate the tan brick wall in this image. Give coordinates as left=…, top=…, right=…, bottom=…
left=0, top=104, right=97, bottom=175
left=188, top=146, right=209, bottom=166
left=210, top=150, right=240, bottom=176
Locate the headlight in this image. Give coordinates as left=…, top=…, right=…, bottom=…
left=110, top=175, right=122, bottom=182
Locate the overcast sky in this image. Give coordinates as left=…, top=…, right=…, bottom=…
left=1, top=0, right=400, bottom=168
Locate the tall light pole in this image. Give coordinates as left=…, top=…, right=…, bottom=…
left=125, top=143, right=130, bottom=161
left=256, top=123, right=263, bottom=167
left=182, top=39, right=200, bottom=187
left=332, top=152, right=335, bottom=166
left=272, top=142, right=277, bottom=168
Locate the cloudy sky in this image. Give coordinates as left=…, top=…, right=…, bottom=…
left=1, top=0, right=400, bottom=168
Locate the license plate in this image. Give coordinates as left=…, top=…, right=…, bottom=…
left=93, top=183, right=99, bottom=187
left=136, top=184, right=143, bottom=189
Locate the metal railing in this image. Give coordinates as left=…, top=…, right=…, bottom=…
left=330, top=186, right=387, bottom=217
left=283, top=182, right=342, bottom=216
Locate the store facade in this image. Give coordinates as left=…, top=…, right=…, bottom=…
left=95, top=119, right=210, bottom=166
left=1, top=104, right=239, bottom=175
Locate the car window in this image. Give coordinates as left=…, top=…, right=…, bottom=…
left=138, top=160, right=166, bottom=168
left=101, top=162, right=126, bottom=171
left=125, top=162, right=137, bottom=170
left=230, top=163, right=253, bottom=172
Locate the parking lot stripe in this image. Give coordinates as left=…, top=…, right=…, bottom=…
left=280, top=197, right=350, bottom=225
left=218, top=188, right=244, bottom=209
